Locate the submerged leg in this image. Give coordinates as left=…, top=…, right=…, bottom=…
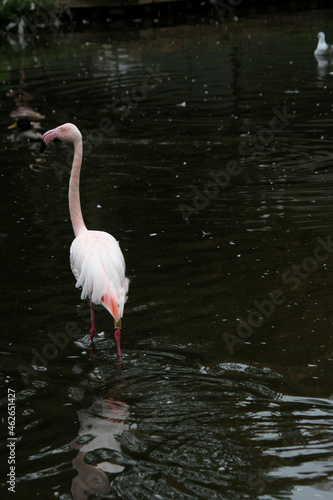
left=89, top=300, right=96, bottom=341
left=114, top=319, right=122, bottom=358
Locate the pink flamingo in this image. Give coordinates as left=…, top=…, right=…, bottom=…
left=41, top=123, right=129, bottom=358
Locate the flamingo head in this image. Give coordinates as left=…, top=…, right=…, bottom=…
left=40, top=123, right=82, bottom=152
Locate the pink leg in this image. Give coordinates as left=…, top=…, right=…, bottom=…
left=114, top=328, right=122, bottom=359
left=89, top=300, right=96, bottom=341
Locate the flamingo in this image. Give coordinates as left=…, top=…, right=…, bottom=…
left=40, top=123, right=129, bottom=358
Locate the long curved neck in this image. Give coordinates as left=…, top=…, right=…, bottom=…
left=68, top=137, right=87, bottom=236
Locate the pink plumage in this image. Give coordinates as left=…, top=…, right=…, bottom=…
left=41, top=123, right=129, bottom=358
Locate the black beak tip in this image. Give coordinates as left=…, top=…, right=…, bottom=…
left=40, top=140, right=46, bottom=153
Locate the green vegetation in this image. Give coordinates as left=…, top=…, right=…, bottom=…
left=0, top=0, right=60, bottom=24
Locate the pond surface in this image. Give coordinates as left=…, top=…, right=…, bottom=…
left=1, top=10, right=333, bottom=500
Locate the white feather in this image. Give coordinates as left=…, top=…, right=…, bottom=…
left=70, top=229, right=129, bottom=319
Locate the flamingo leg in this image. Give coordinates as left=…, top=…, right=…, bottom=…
left=89, top=300, right=96, bottom=341
left=114, top=319, right=122, bottom=359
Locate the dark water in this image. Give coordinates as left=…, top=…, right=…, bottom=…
left=1, top=10, right=333, bottom=500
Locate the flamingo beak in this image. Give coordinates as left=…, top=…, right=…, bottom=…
left=40, top=127, right=60, bottom=153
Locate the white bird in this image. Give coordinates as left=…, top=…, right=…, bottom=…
left=314, top=32, right=333, bottom=56
left=41, top=123, right=129, bottom=358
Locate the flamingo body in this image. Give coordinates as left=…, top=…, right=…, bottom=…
left=70, top=229, right=129, bottom=321
left=41, top=123, right=128, bottom=357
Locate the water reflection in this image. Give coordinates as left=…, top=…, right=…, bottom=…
left=71, top=396, right=129, bottom=500
left=315, top=53, right=333, bottom=80
left=7, top=68, right=45, bottom=134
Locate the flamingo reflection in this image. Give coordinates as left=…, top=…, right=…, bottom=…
left=7, top=67, right=45, bottom=153
left=71, top=396, right=129, bottom=499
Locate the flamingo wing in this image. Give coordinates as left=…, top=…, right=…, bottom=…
left=70, top=230, right=129, bottom=321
